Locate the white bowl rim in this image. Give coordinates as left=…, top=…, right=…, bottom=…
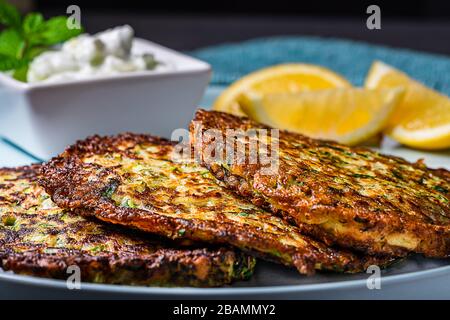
left=0, top=38, right=211, bottom=91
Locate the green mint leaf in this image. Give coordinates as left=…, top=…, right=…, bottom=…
left=33, top=16, right=83, bottom=46
left=0, top=54, right=27, bottom=71
left=24, top=45, right=46, bottom=60
left=0, top=0, right=21, bottom=28
left=22, top=12, right=44, bottom=35
left=0, top=7, right=85, bottom=83
left=12, top=64, right=28, bottom=82
left=0, top=28, right=23, bottom=58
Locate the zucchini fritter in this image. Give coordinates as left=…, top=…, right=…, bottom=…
left=191, top=109, right=450, bottom=257
left=0, top=166, right=254, bottom=287
left=41, top=134, right=394, bottom=275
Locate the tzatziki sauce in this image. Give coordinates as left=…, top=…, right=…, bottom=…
left=27, top=25, right=170, bottom=83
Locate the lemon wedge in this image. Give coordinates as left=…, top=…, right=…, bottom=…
left=365, top=61, right=450, bottom=150
left=239, top=88, right=404, bottom=146
left=213, top=64, right=351, bottom=116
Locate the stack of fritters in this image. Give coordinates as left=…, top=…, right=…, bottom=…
left=0, top=166, right=255, bottom=286
left=40, top=134, right=392, bottom=275
left=2, top=109, right=449, bottom=286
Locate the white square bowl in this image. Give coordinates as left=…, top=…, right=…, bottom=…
left=0, top=38, right=211, bottom=160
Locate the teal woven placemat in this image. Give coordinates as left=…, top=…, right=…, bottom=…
left=190, top=36, right=450, bottom=95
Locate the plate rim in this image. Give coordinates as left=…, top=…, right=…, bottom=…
left=1, top=264, right=450, bottom=296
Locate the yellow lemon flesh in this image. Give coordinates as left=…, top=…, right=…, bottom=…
left=239, top=88, right=404, bottom=146
left=365, top=61, right=450, bottom=150
left=213, top=64, right=351, bottom=116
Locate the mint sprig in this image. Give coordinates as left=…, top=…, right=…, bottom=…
left=0, top=54, right=27, bottom=71
left=0, top=0, right=84, bottom=82
left=0, top=0, right=20, bottom=28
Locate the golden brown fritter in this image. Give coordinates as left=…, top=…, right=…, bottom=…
left=0, top=165, right=255, bottom=287
left=40, top=134, right=395, bottom=275
left=191, top=109, right=450, bottom=257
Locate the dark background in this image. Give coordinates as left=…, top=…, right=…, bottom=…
left=34, top=0, right=450, bottom=54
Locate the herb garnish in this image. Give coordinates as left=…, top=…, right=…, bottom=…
left=434, top=185, right=448, bottom=194
left=391, top=169, right=403, bottom=180
left=0, top=0, right=83, bottom=81
left=321, top=144, right=345, bottom=152
left=90, top=244, right=106, bottom=254
left=102, top=181, right=118, bottom=199
left=121, top=197, right=137, bottom=208
left=2, top=214, right=16, bottom=226
left=352, top=173, right=373, bottom=179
